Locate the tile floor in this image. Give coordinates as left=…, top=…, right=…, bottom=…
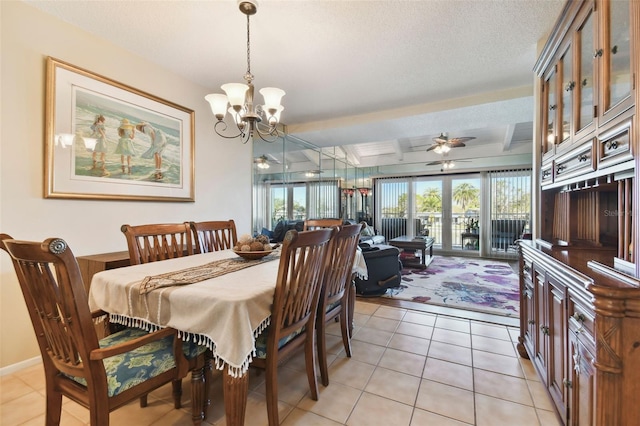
left=0, top=300, right=562, bottom=425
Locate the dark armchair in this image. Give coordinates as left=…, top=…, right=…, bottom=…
left=491, top=219, right=527, bottom=251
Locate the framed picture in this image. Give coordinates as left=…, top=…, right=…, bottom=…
left=45, top=57, right=195, bottom=201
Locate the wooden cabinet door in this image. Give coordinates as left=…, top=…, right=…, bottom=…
left=568, top=331, right=596, bottom=426
left=547, top=273, right=568, bottom=423
left=558, top=42, right=574, bottom=149
left=542, top=67, right=558, bottom=159
left=533, top=265, right=548, bottom=383
left=521, top=258, right=536, bottom=357
left=575, top=3, right=597, bottom=140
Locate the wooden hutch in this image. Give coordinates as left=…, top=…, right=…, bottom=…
left=518, top=0, right=640, bottom=425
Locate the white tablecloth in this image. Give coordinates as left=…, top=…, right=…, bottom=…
left=89, top=250, right=278, bottom=377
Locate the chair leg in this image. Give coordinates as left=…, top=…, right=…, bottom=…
left=172, top=379, right=182, bottom=409
left=305, top=331, right=319, bottom=401
left=316, top=314, right=330, bottom=387
left=140, top=394, right=148, bottom=408
left=265, top=358, right=280, bottom=426
left=339, top=306, right=352, bottom=358
left=191, top=366, right=205, bottom=425
left=45, top=388, right=63, bottom=426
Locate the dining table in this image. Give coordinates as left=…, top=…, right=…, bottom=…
left=88, top=246, right=367, bottom=426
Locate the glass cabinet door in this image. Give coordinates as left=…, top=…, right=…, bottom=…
left=576, top=7, right=595, bottom=137
left=543, top=69, right=557, bottom=156
left=599, top=0, right=633, bottom=122
left=560, top=43, right=573, bottom=146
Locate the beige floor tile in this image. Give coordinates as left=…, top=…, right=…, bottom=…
left=363, top=316, right=400, bottom=333
left=354, top=301, right=379, bottom=316
left=427, top=341, right=472, bottom=366
left=527, top=379, right=556, bottom=411
left=282, top=407, right=343, bottom=425
left=250, top=366, right=315, bottom=407
left=402, top=311, right=437, bottom=326
left=537, top=408, right=563, bottom=426
left=61, top=398, right=90, bottom=423
left=395, top=322, right=433, bottom=339
left=431, top=328, right=471, bottom=348
left=473, top=369, right=533, bottom=406
left=378, top=348, right=426, bottom=377
left=507, top=327, right=521, bottom=342
left=338, top=340, right=386, bottom=366
left=411, top=408, right=473, bottom=425
left=472, top=349, right=524, bottom=378
left=20, top=408, right=87, bottom=426
left=519, top=357, right=541, bottom=382
left=387, top=333, right=430, bottom=356
left=322, top=331, right=349, bottom=356
left=435, top=316, right=471, bottom=333
left=352, top=327, right=393, bottom=347
left=15, top=364, right=46, bottom=392
left=472, top=334, right=516, bottom=356
left=372, top=305, right=407, bottom=320
left=422, top=358, right=474, bottom=391
left=475, top=393, right=539, bottom=426
left=470, top=322, right=512, bottom=341
left=0, top=391, right=46, bottom=425
left=364, top=367, right=421, bottom=405
left=149, top=405, right=200, bottom=425
left=352, top=312, right=371, bottom=328
left=297, top=381, right=362, bottom=424
left=107, top=397, right=175, bottom=425
left=0, top=375, right=34, bottom=405
left=326, top=357, right=376, bottom=390
left=217, top=390, right=294, bottom=426
left=414, top=379, right=475, bottom=424
left=347, top=392, right=413, bottom=426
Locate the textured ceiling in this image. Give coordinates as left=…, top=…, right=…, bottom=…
left=24, top=0, right=566, bottom=170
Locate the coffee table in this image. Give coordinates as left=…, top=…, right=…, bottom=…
left=388, top=236, right=434, bottom=269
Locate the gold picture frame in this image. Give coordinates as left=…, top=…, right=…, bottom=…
left=45, top=57, right=195, bottom=201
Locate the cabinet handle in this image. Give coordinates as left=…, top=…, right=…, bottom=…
left=556, top=165, right=566, bottom=174
left=605, top=140, right=619, bottom=150
left=523, top=264, right=531, bottom=272
left=563, top=379, right=573, bottom=388
left=565, top=81, right=576, bottom=92
left=549, top=104, right=557, bottom=111
left=528, top=319, right=535, bottom=325
left=540, top=325, right=549, bottom=335
left=578, top=154, right=589, bottom=162
left=593, top=48, right=603, bottom=58
left=542, top=170, right=551, bottom=178
left=572, top=312, right=585, bottom=322
left=582, top=78, right=588, bottom=87
left=611, top=45, right=618, bottom=55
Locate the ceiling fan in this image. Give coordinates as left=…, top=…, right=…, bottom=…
left=426, top=133, right=476, bottom=154
left=253, top=154, right=281, bottom=169
left=426, top=159, right=471, bottom=172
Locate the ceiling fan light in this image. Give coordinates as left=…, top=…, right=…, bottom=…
left=205, top=94, right=229, bottom=120
left=441, top=144, right=451, bottom=153
left=257, top=161, right=270, bottom=169
left=259, top=87, right=285, bottom=111
left=221, top=83, right=249, bottom=109
left=433, top=145, right=443, bottom=154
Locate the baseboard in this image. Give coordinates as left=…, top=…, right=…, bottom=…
left=0, top=355, right=42, bottom=377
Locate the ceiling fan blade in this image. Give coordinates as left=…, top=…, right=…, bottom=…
left=449, top=137, right=476, bottom=144
left=425, top=161, right=442, bottom=166
left=432, top=136, right=448, bottom=144
left=448, top=141, right=466, bottom=148
left=426, top=145, right=438, bottom=152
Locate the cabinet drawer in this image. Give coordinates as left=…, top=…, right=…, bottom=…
left=554, top=140, right=595, bottom=182
left=541, top=162, right=553, bottom=186
left=597, top=117, right=633, bottom=170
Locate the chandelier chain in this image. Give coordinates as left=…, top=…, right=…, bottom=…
left=245, top=14, right=253, bottom=82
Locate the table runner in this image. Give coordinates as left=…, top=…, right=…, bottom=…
left=139, top=251, right=279, bottom=294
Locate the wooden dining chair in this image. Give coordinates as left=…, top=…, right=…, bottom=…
left=189, top=220, right=237, bottom=253
left=120, top=222, right=208, bottom=415
left=0, top=234, right=206, bottom=426
left=251, top=228, right=335, bottom=426
left=303, top=218, right=343, bottom=231
left=121, top=222, right=194, bottom=265
left=316, top=223, right=362, bottom=386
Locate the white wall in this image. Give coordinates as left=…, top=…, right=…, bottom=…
left=0, top=2, right=253, bottom=367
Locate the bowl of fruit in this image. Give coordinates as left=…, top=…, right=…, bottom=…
left=232, top=234, right=276, bottom=260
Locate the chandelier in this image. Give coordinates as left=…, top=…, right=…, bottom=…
left=205, top=0, right=285, bottom=143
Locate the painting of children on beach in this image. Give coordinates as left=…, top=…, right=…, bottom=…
left=72, top=88, right=182, bottom=186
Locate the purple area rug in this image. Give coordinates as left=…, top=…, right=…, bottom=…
left=383, top=256, right=520, bottom=317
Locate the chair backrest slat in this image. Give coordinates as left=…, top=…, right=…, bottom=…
left=321, top=223, right=362, bottom=307
left=189, top=220, right=238, bottom=254
left=273, top=229, right=334, bottom=339
left=121, top=223, right=194, bottom=265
